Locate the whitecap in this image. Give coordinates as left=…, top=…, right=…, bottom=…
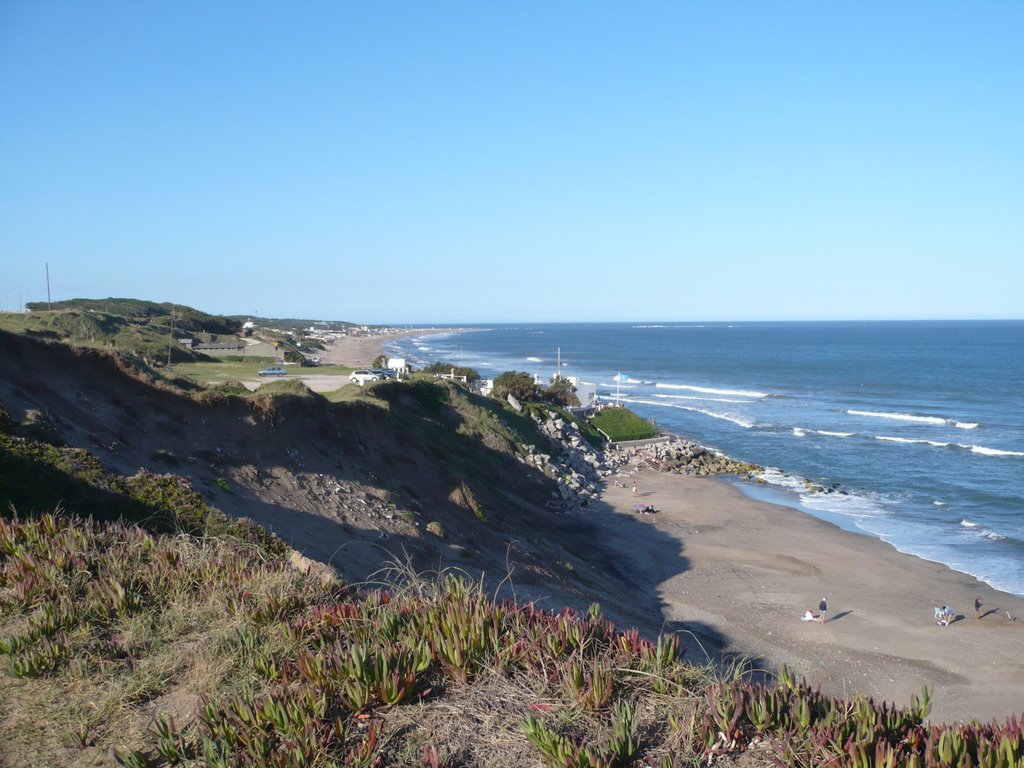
left=657, top=382, right=768, bottom=398
left=875, top=436, right=950, bottom=448
left=960, top=519, right=980, bottom=528
left=847, top=409, right=947, bottom=425
left=654, top=393, right=749, bottom=404
left=817, top=430, right=854, bottom=437
left=793, top=428, right=807, bottom=437
left=617, top=397, right=755, bottom=429
left=526, top=357, right=542, bottom=362
left=961, top=445, right=1024, bottom=458
left=933, top=500, right=946, bottom=506
left=956, top=422, right=979, bottom=429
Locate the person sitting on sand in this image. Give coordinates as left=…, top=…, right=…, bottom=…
left=802, top=609, right=816, bottom=622
left=934, top=605, right=944, bottom=623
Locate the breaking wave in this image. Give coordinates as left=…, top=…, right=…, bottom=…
left=847, top=409, right=978, bottom=429
left=657, top=382, right=769, bottom=398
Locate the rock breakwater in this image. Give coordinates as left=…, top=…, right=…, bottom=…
left=521, top=411, right=760, bottom=512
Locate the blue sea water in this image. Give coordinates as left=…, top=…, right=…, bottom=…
left=387, top=322, right=1024, bottom=596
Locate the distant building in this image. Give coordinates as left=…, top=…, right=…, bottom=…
left=568, top=377, right=598, bottom=409
left=194, top=341, right=244, bottom=353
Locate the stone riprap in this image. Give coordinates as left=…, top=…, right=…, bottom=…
left=520, top=412, right=761, bottom=512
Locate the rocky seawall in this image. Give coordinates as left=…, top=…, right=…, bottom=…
left=520, top=411, right=761, bottom=512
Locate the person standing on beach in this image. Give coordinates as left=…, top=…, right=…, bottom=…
left=975, top=596, right=984, bottom=619
left=818, top=597, right=828, bottom=624
left=631, top=480, right=637, bottom=495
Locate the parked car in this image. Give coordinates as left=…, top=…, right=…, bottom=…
left=350, top=369, right=381, bottom=385
left=257, top=366, right=288, bottom=376
left=371, top=368, right=397, bottom=379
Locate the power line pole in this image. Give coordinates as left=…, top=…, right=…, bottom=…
left=45, top=262, right=52, bottom=310
left=167, top=303, right=176, bottom=368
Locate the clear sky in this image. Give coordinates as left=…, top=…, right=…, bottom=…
left=1, top=2, right=1021, bottom=323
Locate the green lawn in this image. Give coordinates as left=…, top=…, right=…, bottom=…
left=169, top=360, right=353, bottom=384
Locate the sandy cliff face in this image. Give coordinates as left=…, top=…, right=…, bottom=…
left=0, top=331, right=667, bottom=636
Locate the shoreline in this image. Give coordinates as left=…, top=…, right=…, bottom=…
left=316, top=327, right=464, bottom=368
left=591, top=465, right=1024, bottom=724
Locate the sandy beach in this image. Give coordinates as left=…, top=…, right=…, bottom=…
left=590, top=465, right=1024, bottom=724
left=317, top=327, right=462, bottom=368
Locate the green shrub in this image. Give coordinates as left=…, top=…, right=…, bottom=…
left=491, top=371, right=541, bottom=403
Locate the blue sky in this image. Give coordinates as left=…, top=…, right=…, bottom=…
left=1, top=2, right=1021, bottom=323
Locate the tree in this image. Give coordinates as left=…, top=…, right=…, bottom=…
left=373, top=354, right=389, bottom=369
left=491, top=371, right=541, bottom=403
left=545, top=376, right=580, bottom=407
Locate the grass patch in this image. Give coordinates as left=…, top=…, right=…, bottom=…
left=590, top=406, right=659, bottom=442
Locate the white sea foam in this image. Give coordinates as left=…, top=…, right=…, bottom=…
left=754, top=467, right=892, bottom=521
left=960, top=519, right=980, bottom=528
left=872, top=436, right=1024, bottom=459
left=526, top=357, right=542, bottom=362
left=933, top=500, right=946, bottom=506
left=793, top=428, right=807, bottom=437
left=619, top=397, right=755, bottom=429
left=653, top=394, right=748, bottom=404
left=961, top=445, right=1024, bottom=458
left=848, top=409, right=946, bottom=425
left=657, top=382, right=768, bottom=398
left=875, top=436, right=950, bottom=448
left=848, top=409, right=978, bottom=429
left=817, top=430, right=854, bottom=437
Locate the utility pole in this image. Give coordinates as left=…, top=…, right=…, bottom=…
left=45, top=263, right=52, bottom=310
left=167, top=303, right=176, bottom=368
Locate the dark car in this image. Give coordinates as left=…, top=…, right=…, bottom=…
left=257, top=366, right=287, bottom=376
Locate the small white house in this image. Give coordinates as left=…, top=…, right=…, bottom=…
left=388, top=357, right=408, bottom=374
left=569, top=377, right=598, bottom=409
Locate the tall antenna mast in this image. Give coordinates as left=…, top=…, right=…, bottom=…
left=45, top=262, right=52, bottom=310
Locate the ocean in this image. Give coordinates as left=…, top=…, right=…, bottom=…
left=386, top=322, right=1024, bottom=596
